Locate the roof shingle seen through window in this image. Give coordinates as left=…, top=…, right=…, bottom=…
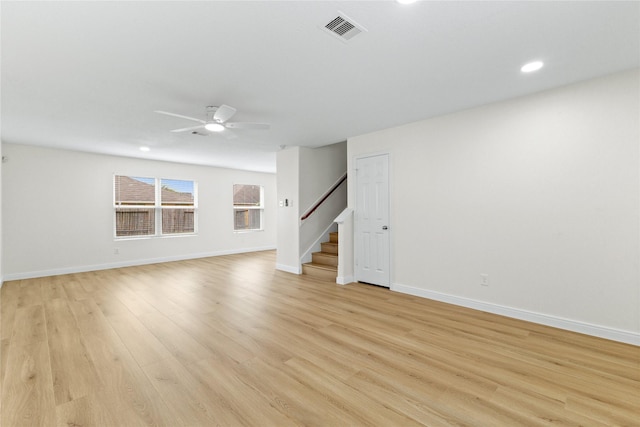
left=233, top=184, right=261, bottom=206
left=115, top=176, right=193, bottom=205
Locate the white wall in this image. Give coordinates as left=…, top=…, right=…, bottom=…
left=299, top=142, right=347, bottom=212
left=2, top=144, right=277, bottom=279
left=348, top=69, right=640, bottom=342
left=275, top=146, right=301, bottom=273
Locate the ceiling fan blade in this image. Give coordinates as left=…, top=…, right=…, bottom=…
left=171, top=125, right=205, bottom=133
left=213, top=104, right=237, bottom=123
left=155, top=110, right=205, bottom=124
left=225, top=122, right=270, bottom=130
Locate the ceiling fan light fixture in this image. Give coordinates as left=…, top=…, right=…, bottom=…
left=205, top=122, right=225, bottom=132
left=521, top=61, right=544, bottom=73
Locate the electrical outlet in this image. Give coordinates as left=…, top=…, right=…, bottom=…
left=480, top=273, right=489, bottom=286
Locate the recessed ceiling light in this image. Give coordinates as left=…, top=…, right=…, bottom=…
left=205, top=123, right=225, bottom=132
left=396, top=0, right=417, bottom=4
left=139, top=146, right=150, bottom=152
left=521, top=61, right=544, bottom=73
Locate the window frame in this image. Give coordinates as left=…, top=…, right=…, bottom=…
left=114, top=175, right=198, bottom=239
left=160, top=178, right=198, bottom=236
left=232, top=184, right=264, bottom=232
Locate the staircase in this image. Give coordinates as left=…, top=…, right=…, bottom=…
left=302, top=232, right=338, bottom=281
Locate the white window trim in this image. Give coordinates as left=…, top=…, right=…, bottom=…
left=233, top=184, right=264, bottom=232
left=114, top=176, right=198, bottom=240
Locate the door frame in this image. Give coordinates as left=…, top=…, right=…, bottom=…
left=353, top=151, right=392, bottom=287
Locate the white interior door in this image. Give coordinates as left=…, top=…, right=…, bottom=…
left=355, top=154, right=390, bottom=287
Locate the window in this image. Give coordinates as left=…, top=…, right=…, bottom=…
left=114, top=175, right=197, bottom=238
left=233, top=184, right=263, bottom=231
left=114, top=176, right=156, bottom=237
left=161, top=179, right=195, bottom=234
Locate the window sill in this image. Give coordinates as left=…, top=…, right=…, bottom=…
left=233, top=229, right=264, bottom=234
left=115, top=233, right=198, bottom=241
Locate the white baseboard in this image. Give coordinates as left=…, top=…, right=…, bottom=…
left=276, top=263, right=301, bottom=274
left=337, top=275, right=354, bottom=285
left=2, top=246, right=276, bottom=282
left=392, top=283, right=640, bottom=346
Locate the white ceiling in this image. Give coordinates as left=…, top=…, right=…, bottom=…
left=2, top=1, right=639, bottom=173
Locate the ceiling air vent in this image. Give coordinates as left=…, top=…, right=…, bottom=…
left=322, top=12, right=367, bottom=42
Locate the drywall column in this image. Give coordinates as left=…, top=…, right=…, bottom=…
left=335, top=208, right=354, bottom=285
left=276, top=147, right=301, bottom=273
left=0, top=142, right=3, bottom=285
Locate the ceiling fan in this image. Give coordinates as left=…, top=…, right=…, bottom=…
left=155, top=105, right=270, bottom=134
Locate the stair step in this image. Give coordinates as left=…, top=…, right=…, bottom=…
left=302, top=263, right=337, bottom=282
left=321, top=242, right=338, bottom=255
left=329, top=232, right=338, bottom=243
left=312, top=252, right=338, bottom=267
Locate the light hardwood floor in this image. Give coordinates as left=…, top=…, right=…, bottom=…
left=1, top=250, right=638, bottom=426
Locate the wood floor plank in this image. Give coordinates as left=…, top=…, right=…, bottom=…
left=40, top=276, right=69, bottom=301
left=524, top=331, right=640, bottom=379
left=16, top=279, right=45, bottom=308
left=78, top=321, right=181, bottom=426
left=436, top=386, right=536, bottom=426
left=10, top=304, right=47, bottom=346
left=201, top=309, right=293, bottom=364
left=135, top=289, right=186, bottom=317
left=565, top=394, right=640, bottom=426
left=136, top=311, right=211, bottom=366
left=44, top=298, right=100, bottom=405
left=1, top=341, right=56, bottom=427
left=91, top=289, right=136, bottom=318
left=0, top=339, right=10, bottom=386
left=171, top=310, right=254, bottom=364
left=283, top=356, right=426, bottom=426
left=253, top=312, right=360, bottom=381
left=1, top=250, right=637, bottom=426
left=142, top=356, right=248, bottom=426
left=489, top=386, right=609, bottom=427
left=1, top=282, right=20, bottom=340
left=344, top=367, right=465, bottom=426
left=235, top=356, right=365, bottom=426
left=135, top=271, right=223, bottom=315
left=106, top=310, right=174, bottom=367
left=61, top=278, right=90, bottom=301
left=108, top=284, right=158, bottom=317
left=55, top=393, right=130, bottom=427
left=187, top=357, right=300, bottom=427
left=319, top=322, right=501, bottom=398
left=67, top=298, right=114, bottom=336
left=407, top=325, right=639, bottom=407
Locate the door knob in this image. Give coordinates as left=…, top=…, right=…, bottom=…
left=382, top=226, right=388, bottom=230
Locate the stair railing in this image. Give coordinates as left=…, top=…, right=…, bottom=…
left=300, top=172, right=347, bottom=222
